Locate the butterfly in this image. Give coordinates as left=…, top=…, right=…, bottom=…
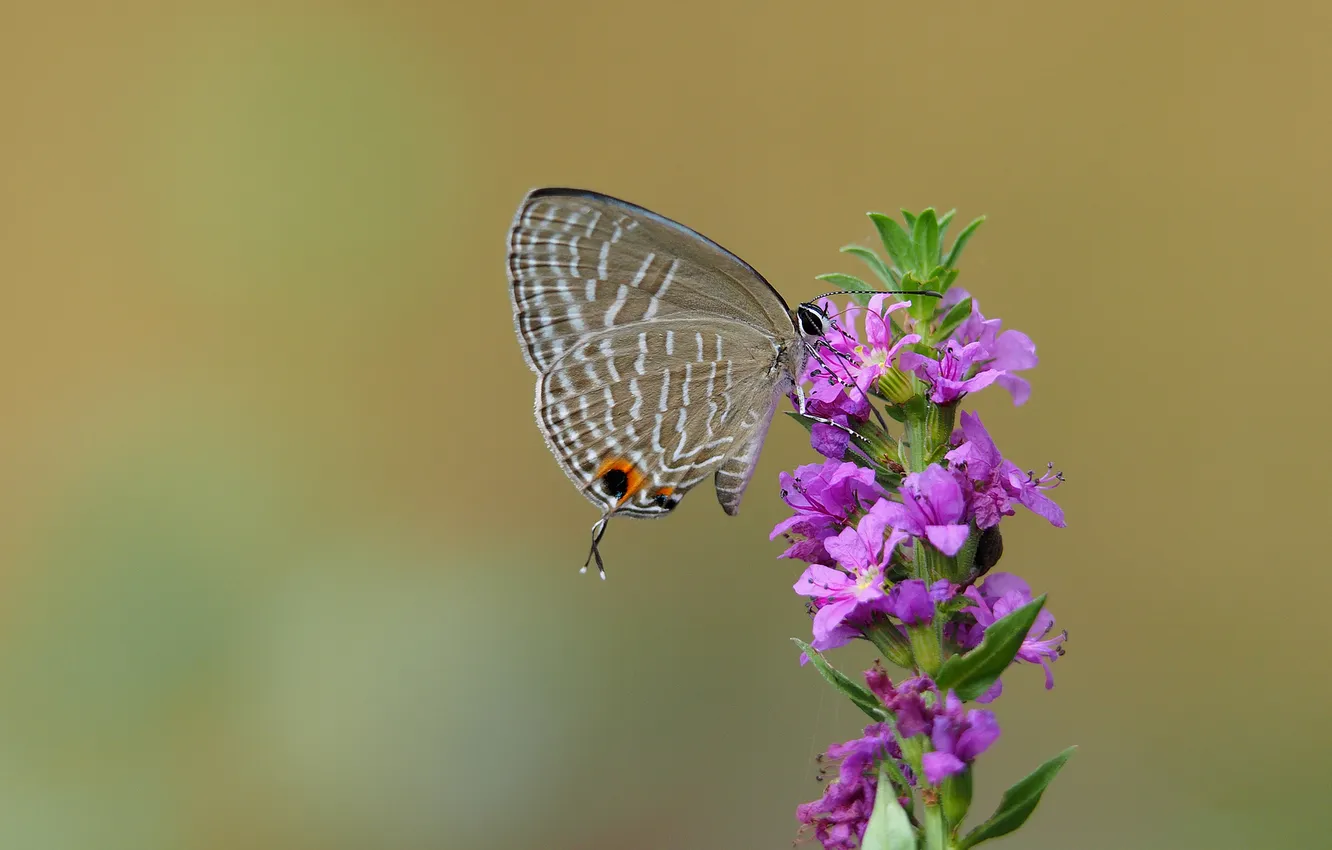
left=507, top=188, right=925, bottom=576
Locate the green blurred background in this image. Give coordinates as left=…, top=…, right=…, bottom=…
left=1, top=2, right=1326, bottom=848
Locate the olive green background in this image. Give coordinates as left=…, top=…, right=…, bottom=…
left=0, top=2, right=1326, bottom=848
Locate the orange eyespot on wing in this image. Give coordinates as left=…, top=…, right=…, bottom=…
left=595, top=456, right=646, bottom=506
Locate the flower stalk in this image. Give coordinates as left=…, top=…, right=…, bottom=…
left=786, top=207, right=1074, bottom=849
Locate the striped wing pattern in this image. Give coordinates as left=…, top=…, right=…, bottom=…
left=508, top=189, right=801, bottom=518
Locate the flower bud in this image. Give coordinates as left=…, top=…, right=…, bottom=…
left=941, top=766, right=973, bottom=825
left=876, top=366, right=915, bottom=404
left=907, top=624, right=942, bottom=677
left=865, top=622, right=914, bottom=669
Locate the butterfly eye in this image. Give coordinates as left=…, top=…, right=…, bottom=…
left=797, top=303, right=830, bottom=337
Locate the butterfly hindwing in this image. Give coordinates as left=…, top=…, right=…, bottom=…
left=534, top=318, right=783, bottom=516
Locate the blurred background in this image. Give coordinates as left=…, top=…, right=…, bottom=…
left=0, top=1, right=1326, bottom=848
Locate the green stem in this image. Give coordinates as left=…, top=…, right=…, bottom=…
left=905, top=413, right=931, bottom=474
left=923, top=803, right=948, bottom=850
left=926, top=401, right=957, bottom=450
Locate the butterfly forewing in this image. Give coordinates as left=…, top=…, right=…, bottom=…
left=508, top=188, right=803, bottom=519
left=509, top=190, right=793, bottom=371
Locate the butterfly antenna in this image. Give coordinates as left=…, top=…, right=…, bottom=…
left=813, top=288, right=943, bottom=301
left=582, top=515, right=610, bottom=580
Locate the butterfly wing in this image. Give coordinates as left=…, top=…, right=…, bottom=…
left=508, top=189, right=801, bottom=517
left=509, top=189, right=794, bottom=374
left=533, top=318, right=789, bottom=516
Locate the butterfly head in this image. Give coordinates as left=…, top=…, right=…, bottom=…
left=795, top=302, right=833, bottom=340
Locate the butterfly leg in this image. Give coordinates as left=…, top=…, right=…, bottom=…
left=804, top=341, right=857, bottom=394
left=581, top=514, right=610, bottom=580
left=803, top=338, right=890, bottom=432
left=793, top=362, right=883, bottom=451
left=793, top=385, right=871, bottom=447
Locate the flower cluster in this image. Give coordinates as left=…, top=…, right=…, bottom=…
left=797, top=718, right=906, bottom=850
left=782, top=209, right=1073, bottom=850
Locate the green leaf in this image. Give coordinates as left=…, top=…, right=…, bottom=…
left=935, top=267, right=960, bottom=294
left=883, top=404, right=907, bottom=423
left=869, top=212, right=915, bottom=270
left=840, top=244, right=896, bottom=288
left=816, top=272, right=874, bottom=306
left=959, top=747, right=1076, bottom=849
left=933, top=296, right=973, bottom=342
left=899, top=209, right=917, bottom=230
left=943, top=215, right=986, bottom=268
left=937, top=209, right=956, bottom=240
left=914, top=208, right=940, bottom=268
left=792, top=639, right=886, bottom=721
left=934, top=595, right=1046, bottom=701
left=861, top=765, right=917, bottom=850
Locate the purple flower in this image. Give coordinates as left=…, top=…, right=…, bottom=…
left=946, top=412, right=1065, bottom=529
left=846, top=294, right=922, bottom=396
left=866, top=667, right=1001, bottom=785
left=898, top=340, right=1003, bottom=405
left=943, top=288, right=1039, bottom=405
left=886, top=579, right=955, bottom=626
left=810, top=416, right=852, bottom=461
left=866, top=672, right=939, bottom=739
left=824, top=499, right=911, bottom=574
left=793, top=299, right=875, bottom=461
left=794, top=565, right=883, bottom=652
left=800, top=299, right=871, bottom=418
left=797, top=723, right=904, bottom=850
left=921, top=691, right=1001, bottom=785
left=957, top=573, right=1067, bottom=689
left=864, top=661, right=896, bottom=704
left=797, top=297, right=922, bottom=459
left=772, top=460, right=886, bottom=563
left=879, top=465, right=971, bottom=556
left=793, top=500, right=910, bottom=651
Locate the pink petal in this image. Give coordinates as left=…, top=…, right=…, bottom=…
left=997, top=373, right=1032, bottom=406
left=897, top=350, right=935, bottom=378
left=1020, top=489, right=1066, bottom=527
left=956, top=369, right=1003, bottom=396
left=993, top=329, right=1038, bottom=370
left=865, top=307, right=890, bottom=349
left=922, top=752, right=966, bottom=785
left=794, top=564, right=851, bottom=596
left=770, top=515, right=807, bottom=539
left=975, top=679, right=1004, bottom=703
left=824, top=526, right=870, bottom=569
left=812, top=596, right=859, bottom=642
left=981, top=572, right=1030, bottom=599
left=925, top=523, right=970, bottom=556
